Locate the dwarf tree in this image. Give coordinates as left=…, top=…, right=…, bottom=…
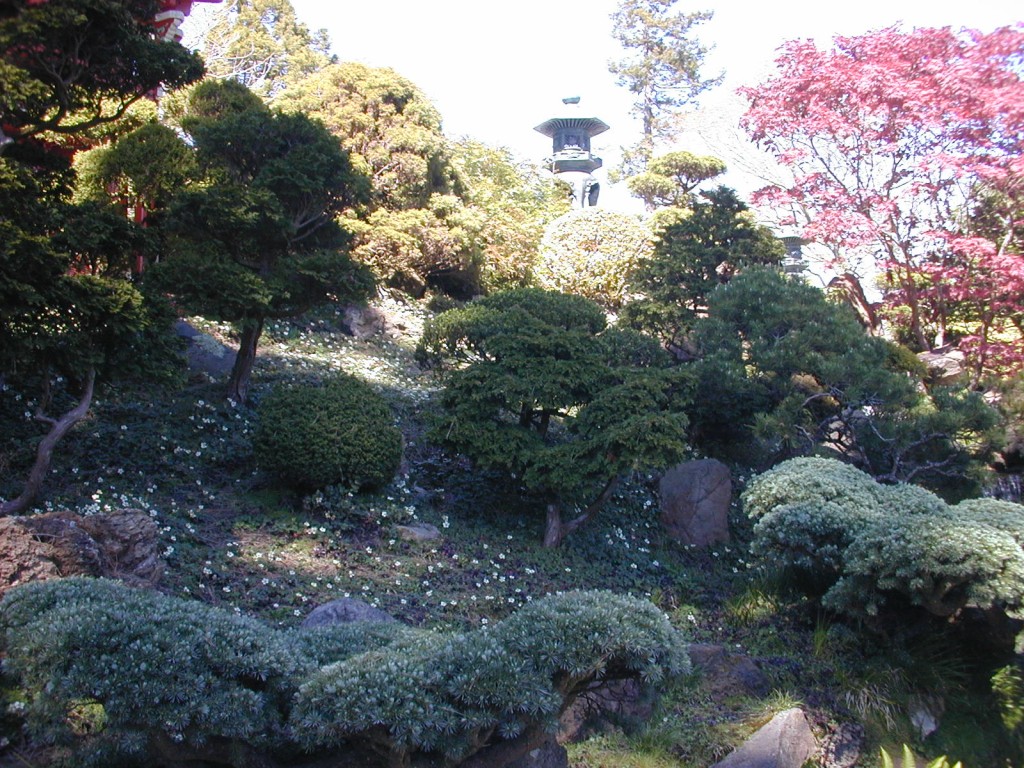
left=75, top=121, right=196, bottom=227
left=419, top=288, right=687, bottom=547
left=1, top=579, right=687, bottom=768
left=740, top=25, right=1024, bottom=373
left=0, top=0, right=203, bottom=515
left=151, top=80, right=373, bottom=403
left=622, top=186, right=783, bottom=348
left=745, top=458, right=1024, bottom=636
left=626, top=150, right=725, bottom=212
left=688, top=268, right=997, bottom=486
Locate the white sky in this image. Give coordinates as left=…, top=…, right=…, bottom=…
left=185, top=1, right=1021, bottom=210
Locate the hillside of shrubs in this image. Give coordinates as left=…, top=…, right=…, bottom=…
left=4, top=2, right=1024, bottom=767
left=3, top=288, right=1024, bottom=768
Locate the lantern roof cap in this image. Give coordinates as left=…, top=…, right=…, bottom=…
left=534, top=115, right=609, bottom=139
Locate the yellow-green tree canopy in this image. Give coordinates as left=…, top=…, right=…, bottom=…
left=536, top=209, right=654, bottom=311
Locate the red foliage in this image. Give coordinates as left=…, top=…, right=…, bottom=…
left=741, top=25, right=1024, bottom=378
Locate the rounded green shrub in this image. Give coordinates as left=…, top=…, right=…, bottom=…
left=752, top=499, right=873, bottom=577
left=254, top=376, right=402, bottom=491
left=746, top=457, right=1024, bottom=628
left=743, top=457, right=889, bottom=521
left=951, top=498, right=1024, bottom=545
left=291, top=590, right=689, bottom=760
left=881, top=482, right=948, bottom=516
left=824, top=516, right=1024, bottom=619
left=0, top=578, right=304, bottom=763
left=536, top=208, right=654, bottom=310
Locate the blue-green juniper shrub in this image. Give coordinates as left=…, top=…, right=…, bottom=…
left=744, top=458, right=1024, bottom=633
left=0, top=579, right=688, bottom=768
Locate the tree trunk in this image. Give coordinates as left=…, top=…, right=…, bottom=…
left=0, top=368, right=96, bottom=517
left=226, top=317, right=263, bottom=404
left=541, top=475, right=623, bottom=548
left=458, top=723, right=549, bottom=768
left=828, top=273, right=880, bottom=334
left=543, top=502, right=566, bottom=548
left=893, top=261, right=931, bottom=351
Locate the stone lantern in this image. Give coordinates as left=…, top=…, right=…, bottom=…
left=779, top=235, right=806, bottom=276
left=534, top=97, right=609, bottom=208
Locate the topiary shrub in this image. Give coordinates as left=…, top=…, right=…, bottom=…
left=751, top=499, right=874, bottom=579
left=744, top=458, right=1024, bottom=630
left=743, top=457, right=890, bottom=521
left=0, top=578, right=305, bottom=765
left=291, top=590, right=689, bottom=763
left=536, top=209, right=654, bottom=311
left=950, top=498, right=1024, bottom=545
left=0, top=579, right=688, bottom=768
left=254, top=376, right=402, bottom=492
left=825, top=516, right=1024, bottom=619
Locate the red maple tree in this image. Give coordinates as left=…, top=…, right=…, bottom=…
left=740, top=25, right=1024, bottom=378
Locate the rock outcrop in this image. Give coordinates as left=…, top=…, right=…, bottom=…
left=688, top=643, right=770, bottom=699
left=659, top=459, right=732, bottom=546
left=301, top=597, right=399, bottom=628
left=0, top=510, right=164, bottom=597
left=710, top=708, right=817, bottom=768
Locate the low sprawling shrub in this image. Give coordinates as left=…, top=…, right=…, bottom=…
left=826, top=516, right=1024, bottom=619
left=0, top=579, right=687, bottom=768
left=0, top=578, right=304, bottom=764
left=253, top=376, right=402, bottom=492
left=293, top=590, right=689, bottom=762
left=743, top=457, right=890, bottom=522
left=743, top=458, right=1024, bottom=626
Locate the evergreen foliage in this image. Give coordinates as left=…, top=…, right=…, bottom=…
left=451, top=139, right=570, bottom=292
left=0, top=0, right=204, bottom=144
left=75, top=121, right=197, bottom=230
left=150, top=79, right=374, bottom=403
left=686, top=268, right=997, bottom=485
left=254, top=376, right=402, bottom=492
left=276, top=63, right=488, bottom=297
left=419, top=288, right=687, bottom=546
left=536, top=209, right=654, bottom=311
left=608, top=0, right=722, bottom=174
left=744, top=458, right=1024, bottom=626
left=193, top=0, right=334, bottom=100
left=0, top=578, right=303, bottom=764
left=625, top=150, right=726, bottom=211
left=0, top=0, right=203, bottom=514
left=0, top=579, right=687, bottom=768
left=294, top=591, right=688, bottom=762
left=622, top=187, right=783, bottom=347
